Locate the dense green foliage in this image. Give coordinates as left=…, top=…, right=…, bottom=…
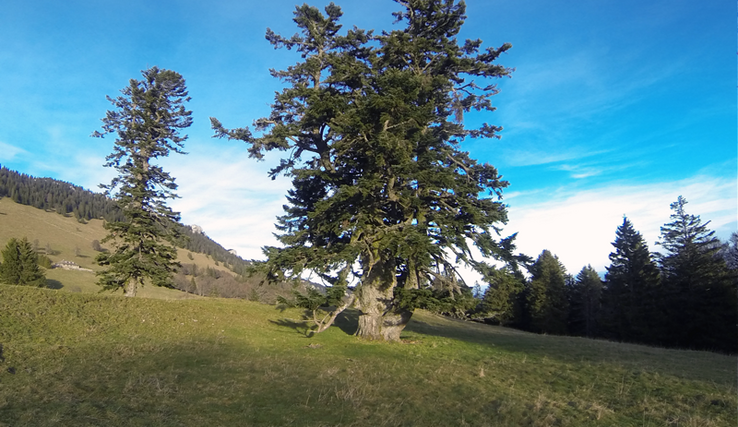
left=601, top=217, right=661, bottom=343
left=0, top=237, right=46, bottom=287
left=568, top=265, right=603, bottom=338
left=721, top=231, right=738, bottom=270
left=93, top=67, right=192, bottom=297
left=212, top=0, right=518, bottom=340
left=479, top=266, right=525, bottom=326
left=526, top=250, right=569, bottom=334
left=656, top=196, right=736, bottom=352
left=0, top=165, right=124, bottom=222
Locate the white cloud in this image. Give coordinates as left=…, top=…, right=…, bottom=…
left=0, top=141, right=27, bottom=161
left=504, top=175, right=737, bottom=275
left=163, top=146, right=292, bottom=261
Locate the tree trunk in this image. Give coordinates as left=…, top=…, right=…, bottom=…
left=355, top=304, right=413, bottom=341
left=125, top=277, right=138, bottom=297
left=354, top=257, right=413, bottom=341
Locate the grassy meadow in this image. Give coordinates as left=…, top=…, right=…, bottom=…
left=1, top=284, right=736, bottom=427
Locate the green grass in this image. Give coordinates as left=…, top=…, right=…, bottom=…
left=1, top=285, right=735, bottom=426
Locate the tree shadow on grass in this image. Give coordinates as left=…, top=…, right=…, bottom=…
left=334, top=309, right=359, bottom=335
left=271, top=308, right=361, bottom=337
left=45, top=279, right=63, bottom=289
left=269, top=318, right=315, bottom=337
left=403, top=313, right=562, bottom=355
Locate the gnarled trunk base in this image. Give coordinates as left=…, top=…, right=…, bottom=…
left=356, top=310, right=412, bottom=341
left=354, top=256, right=412, bottom=341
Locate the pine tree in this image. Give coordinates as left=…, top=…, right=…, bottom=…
left=656, top=196, right=736, bottom=352
left=0, top=237, right=46, bottom=287
left=93, top=67, right=192, bottom=297
left=479, top=266, right=525, bottom=326
left=526, top=250, right=569, bottom=335
left=212, top=0, right=515, bottom=340
left=568, top=265, right=602, bottom=338
left=601, top=217, right=660, bottom=343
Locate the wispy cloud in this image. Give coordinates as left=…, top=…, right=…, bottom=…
left=500, top=147, right=615, bottom=168
left=0, top=141, right=28, bottom=162
left=555, top=160, right=637, bottom=180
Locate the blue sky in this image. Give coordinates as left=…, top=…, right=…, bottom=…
left=0, top=0, right=735, bottom=280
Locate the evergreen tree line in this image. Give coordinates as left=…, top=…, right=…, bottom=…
left=477, top=196, right=737, bottom=354
left=0, top=165, right=124, bottom=223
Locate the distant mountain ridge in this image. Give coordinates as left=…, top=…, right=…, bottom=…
left=0, top=165, right=248, bottom=270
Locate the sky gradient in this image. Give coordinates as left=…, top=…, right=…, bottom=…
left=0, top=0, right=735, bottom=282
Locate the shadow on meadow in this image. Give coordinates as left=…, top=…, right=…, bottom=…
left=270, top=306, right=362, bottom=338
left=45, top=279, right=63, bottom=289
left=0, top=339, right=360, bottom=427
left=267, top=308, right=736, bottom=388
left=269, top=317, right=315, bottom=337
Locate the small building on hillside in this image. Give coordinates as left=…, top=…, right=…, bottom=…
left=52, top=260, right=93, bottom=273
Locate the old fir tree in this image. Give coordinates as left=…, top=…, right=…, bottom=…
left=213, top=0, right=516, bottom=340
left=657, top=196, right=736, bottom=352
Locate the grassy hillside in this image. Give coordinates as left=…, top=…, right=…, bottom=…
left=0, top=285, right=735, bottom=426
left=0, top=197, right=231, bottom=298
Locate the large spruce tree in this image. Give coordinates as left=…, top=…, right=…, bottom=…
left=526, top=250, right=569, bottom=335
left=601, top=217, right=660, bottom=344
left=93, top=67, right=192, bottom=297
left=568, top=265, right=603, bottom=338
left=0, top=237, right=46, bottom=287
left=656, top=196, right=736, bottom=352
left=479, top=266, right=526, bottom=326
left=212, top=0, right=515, bottom=340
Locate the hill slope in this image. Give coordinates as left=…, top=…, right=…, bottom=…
left=0, top=197, right=233, bottom=299
left=0, top=285, right=735, bottom=426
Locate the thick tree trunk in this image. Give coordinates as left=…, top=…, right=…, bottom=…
left=355, top=306, right=413, bottom=341
left=124, top=277, right=138, bottom=297
left=354, top=257, right=413, bottom=341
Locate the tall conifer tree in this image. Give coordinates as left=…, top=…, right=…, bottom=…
left=93, top=67, right=192, bottom=297
left=212, top=0, right=516, bottom=340
left=602, top=217, right=660, bottom=343
left=568, top=265, right=603, bottom=338
left=526, top=250, right=569, bottom=335
left=657, top=196, right=736, bottom=352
